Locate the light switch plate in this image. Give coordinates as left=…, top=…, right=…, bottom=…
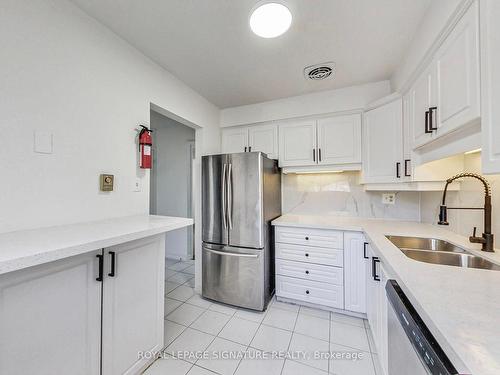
left=382, top=193, right=396, bottom=205
left=34, top=131, right=53, bottom=154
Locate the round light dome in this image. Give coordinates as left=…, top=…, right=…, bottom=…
left=249, top=2, right=292, bottom=38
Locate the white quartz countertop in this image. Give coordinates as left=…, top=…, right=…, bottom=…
left=0, top=215, right=193, bottom=276
left=273, top=214, right=500, bottom=375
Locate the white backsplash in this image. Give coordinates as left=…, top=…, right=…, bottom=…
left=282, top=172, right=421, bottom=221
left=420, top=152, right=500, bottom=242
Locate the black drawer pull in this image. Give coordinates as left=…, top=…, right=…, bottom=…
left=372, top=257, right=380, bottom=281
left=305, top=290, right=310, bottom=295
left=363, top=242, right=369, bottom=259
left=305, top=270, right=309, bottom=274
left=305, top=253, right=309, bottom=257
left=305, top=236, right=309, bottom=240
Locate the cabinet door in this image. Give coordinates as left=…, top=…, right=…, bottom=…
left=0, top=251, right=101, bottom=375
left=377, top=265, right=389, bottom=375
left=410, top=67, right=434, bottom=149
left=365, top=246, right=378, bottom=344
left=317, top=114, right=361, bottom=164
left=402, top=92, right=413, bottom=180
left=221, top=127, right=248, bottom=153
left=278, top=120, right=317, bottom=167
left=248, top=123, right=278, bottom=159
left=102, top=235, right=165, bottom=375
left=362, top=99, right=403, bottom=183
left=435, top=1, right=480, bottom=137
left=480, top=0, right=500, bottom=174
left=344, top=232, right=367, bottom=314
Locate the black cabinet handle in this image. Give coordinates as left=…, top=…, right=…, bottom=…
left=363, top=242, right=369, bottom=259
left=429, top=107, right=438, bottom=131
left=312, top=149, right=316, bottom=162
left=319, top=148, right=322, bottom=162
left=249, top=146, right=252, bottom=152
left=404, top=159, right=411, bottom=177
left=425, top=111, right=432, bottom=133
left=108, top=251, right=116, bottom=277
left=305, top=253, right=309, bottom=257
left=96, top=254, right=103, bottom=282
left=305, top=236, right=309, bottom=240
left=244, top=146, right=247, bottom=152
left=396, top=162, right=401, bottom=178
left=305, top=270, right=309, bottom=274
left=372, top=257, right=380, bottom=281
left=305, top=290, right=310, bottom=295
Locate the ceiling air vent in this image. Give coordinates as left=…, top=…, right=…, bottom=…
left=304, top=62, right=335, bottom=81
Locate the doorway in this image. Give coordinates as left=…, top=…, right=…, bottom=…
left=149, top=110, right=196, bottom=260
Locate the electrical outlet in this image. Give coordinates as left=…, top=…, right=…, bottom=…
left=133, top=178, right=141, bottom=192
left=382, top=193, right=396, bottom=205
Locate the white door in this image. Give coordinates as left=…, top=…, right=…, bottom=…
left=0, top=251, right=101, bottom=375
left=435, top=1, right=480, bottom=138
left=410, top=67, right=434, bottom=149
left=344, top=232, right=367, bottom=314
left=102, top=235, right=165, bottom=375
left=248, top=123, right=278, bottom=159
left=317, top=114, right=362, bottom=165
left=480, top=0, right=500, bottom=174
left=362, top=99, right=403, bottom=183
left=278, top=120, right=317, bottom=167
left=221, top=127, right=248, bottom=153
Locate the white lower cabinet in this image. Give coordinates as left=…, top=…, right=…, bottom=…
left=0, top=235, right=165, bottom=375
left=344, top=232, right=367, bottom=314
left=365, top=244, right=389, bottom=375
left=0, top=251, right=102, bottom=375
left=102, top=236, right=165, bottom=375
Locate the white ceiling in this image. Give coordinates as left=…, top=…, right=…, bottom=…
left=71, top=0, right=431, bottom=108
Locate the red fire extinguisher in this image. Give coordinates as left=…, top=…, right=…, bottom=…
left=138, top=125, right=153, bottom=169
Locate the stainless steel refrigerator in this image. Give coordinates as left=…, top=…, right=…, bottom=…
left=202, top=152, right=281, bottom=311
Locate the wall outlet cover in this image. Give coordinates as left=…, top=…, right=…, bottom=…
left=133, top=178, right=141, bottom=192
left=382, top=193, right=396, bottom=205
left=34, top=130, right=53, bottom=154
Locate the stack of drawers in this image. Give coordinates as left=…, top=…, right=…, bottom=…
left=275, top=226, right=344, bottom=309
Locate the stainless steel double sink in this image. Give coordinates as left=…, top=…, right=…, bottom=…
left=386, top=235, right=500, bottom=271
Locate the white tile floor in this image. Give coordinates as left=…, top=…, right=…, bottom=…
left=143, top=259, right=382, bottom=375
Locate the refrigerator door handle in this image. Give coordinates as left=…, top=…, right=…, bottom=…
left=222, top=163, right=228, bottom=229
left=204, top=248, right=259, bottom=258
left=227, top=163, right=233, bottom=229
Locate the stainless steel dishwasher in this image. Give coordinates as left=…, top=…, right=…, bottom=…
left=386, top=280, right=460, bottom=375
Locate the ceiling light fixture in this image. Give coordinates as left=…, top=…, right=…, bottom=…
left=249, top=2, right=292, bottom=38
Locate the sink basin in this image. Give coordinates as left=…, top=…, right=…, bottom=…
left=386, top=236, right=500, bottom=271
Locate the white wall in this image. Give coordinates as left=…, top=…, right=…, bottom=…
left=420, top=153, right=500, bottom=245
left=220, top=81, right=391, bottom=127
left=390, top=0, right=462, bottom=91
left=0, top=0, right=220, bottom=234
left=150, top=111, right=195, bottom=260
left=282, top=172, right=420, bottom=221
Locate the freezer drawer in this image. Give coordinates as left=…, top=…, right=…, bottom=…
left=276, top=242, right=343, bottom=267
left=276, top=275, right=344, bottom=309
left=202, top=244, right=265, bottom=311
left=275, top=259, right=343, bottom=286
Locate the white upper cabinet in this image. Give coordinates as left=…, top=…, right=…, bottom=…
left=221, top=127, right=248, bottom=154
left=363, top=99, right=403, bottom=183
left=248, top=123, right=279, bottom=159
left=279, top=120, right=317, bottom=167
left=434, top=1, right=480, bottom=137
left=278, top=114, right=362, bottom=168
left=480, top=0, right=500, bottom=174
left=221, top=123, right=278, bottom=159
left=317, top=114, right=361, bottom=165
left=410, top=66, right=435, bottom=149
